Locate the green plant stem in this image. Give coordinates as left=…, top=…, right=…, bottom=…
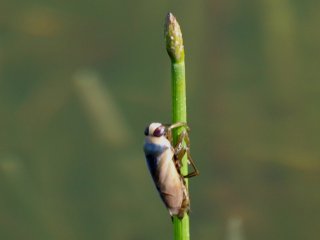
left=172, top=61, right=190, bottom=240
left=171, top=61, right=187, bottom=162
left=165, top=12, right=190, bottom=240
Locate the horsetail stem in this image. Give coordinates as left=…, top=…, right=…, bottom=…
left=165, top=12, right=190, bottom=240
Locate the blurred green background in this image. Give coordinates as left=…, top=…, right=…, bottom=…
left=1, top=0, right=320, bottom=239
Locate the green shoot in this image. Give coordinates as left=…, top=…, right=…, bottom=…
left=165, top=12, right=190, bottom=240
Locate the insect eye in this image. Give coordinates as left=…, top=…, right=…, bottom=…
left=144, top=127, right=149, bottom=136
left=153, top=126, right=165, bottom=137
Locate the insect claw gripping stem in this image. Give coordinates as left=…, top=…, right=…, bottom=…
left=172, top=129, right=200, bottom=179
left=164, top=122, right=189, bottom=145
left=183, top=150, right=199, bottom=178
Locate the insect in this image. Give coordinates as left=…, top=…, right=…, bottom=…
left=143, top=122, right=199, bottom=219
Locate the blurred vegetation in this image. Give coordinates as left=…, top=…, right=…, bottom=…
left=0, top=0, right=320, bottom=239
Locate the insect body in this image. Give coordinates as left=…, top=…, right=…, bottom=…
left=143, top=122, right=199, bottom=219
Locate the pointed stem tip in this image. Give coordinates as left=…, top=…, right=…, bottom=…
left=165, top=12, right=185, bottom=63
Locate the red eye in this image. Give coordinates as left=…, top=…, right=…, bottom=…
left=153, top=126, right=165, bottom=137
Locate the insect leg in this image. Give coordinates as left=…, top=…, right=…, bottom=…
left=165, top=122, right=190, bottom=145
left=167, top=122, right=189, bottom=131
left=183, top=150, right=200, bottom=178
left=173, top=130, right=199, bottom=178
left=182, top=130, right=199, bottom=178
